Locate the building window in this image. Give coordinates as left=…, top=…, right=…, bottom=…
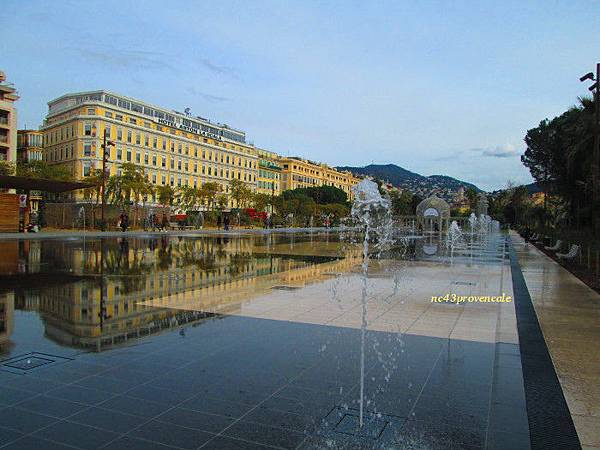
left=170, top=159, right=174, bottom=169
left=117, top=148, right=122, bottom=160
left=136, top=133, right=140, bottom=145
left=84, top=123, right=92, bottom=136
left=152, top=155, right=157, bottom=166
left=84, top=144, right=92, bottom=156
left=129, top=117, right=136, bottom=124
left=144, top=153, right=149, bottom=164
left=136, top=153, right=141, bottom=163
left=153, top=137, right=157, bottom=148
left=126, top=150, right=132, bottom=161
left=162, top=157, right=166, bottom=168
left=127, top=130, right=132, bottom=143
left=105, top=111, right=113, bottom=118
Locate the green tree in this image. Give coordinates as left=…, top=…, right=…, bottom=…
left=465, top=188, right=478, bottom=212
left=16, top=160, right=72, bottom=180
left=176, top=185, right=200, bottom=212
left=0, top=161, right=15, bottom=176
left=229, top=179, right=253, bottom=209
left=253, top=193, right=271, bottom=212
left=156, top=185, right=175, bottom=209
left=199, top=182, right=221, bottom=210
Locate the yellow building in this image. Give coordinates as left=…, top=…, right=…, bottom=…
left=279, top=157, right=360, bottom=200
left=40, top=90, right=362, bottom=209
left=255, top=148, right=282, bottom=197
left=17, top=130, right=44, bottom=212
left=0, top=71, right=19, bottom=166
left=41, top=90, right=258, bottom=207
left=17, top=129, right=44, bottom=162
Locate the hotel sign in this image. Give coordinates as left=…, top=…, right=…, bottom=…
left=155, top=118, right=222, bottom=141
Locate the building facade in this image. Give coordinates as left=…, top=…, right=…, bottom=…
left=17, top=129, right=44, bottom=162
left=0, top=71, right=19, bottom=166
left=40, top=90, right=361, bottom=208
left=280, top=157, right=360, bottom=200
left=16, top=130, right=44, bottom=212
left=41, top=91, right=258, bottom=207
left=255, top=148, right=282, bottom=197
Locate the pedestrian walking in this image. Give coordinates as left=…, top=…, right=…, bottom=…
left=119, top=212, right=129, bottom=232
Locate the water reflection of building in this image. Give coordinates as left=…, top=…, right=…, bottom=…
left=6, top=236, right=358, bottom=351
left=0, top=292, right=14, bottom=351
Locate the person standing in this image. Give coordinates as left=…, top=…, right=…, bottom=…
left=224, top=214, right=230, bottom=231
left=119, top=212, right=129, bottom=232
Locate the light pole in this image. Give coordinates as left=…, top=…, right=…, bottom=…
left=93, top=125, right=115, bottom=231
left=580, top=64, right=600, bottom=235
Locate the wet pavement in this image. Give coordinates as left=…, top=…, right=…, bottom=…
left=0, top=232, right=544, bottom=449
left=512, top=232, right=599, bottom=449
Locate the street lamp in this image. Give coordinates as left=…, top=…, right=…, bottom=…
left=92, top=124, right=115, bottom=231
left=579, top=63, right=600, bottom=235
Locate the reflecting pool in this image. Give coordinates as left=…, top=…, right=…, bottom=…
left=0, top=232, right=530, bottom=449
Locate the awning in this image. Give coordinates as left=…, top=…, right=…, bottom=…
left=0, top=175, right=94, bottom=193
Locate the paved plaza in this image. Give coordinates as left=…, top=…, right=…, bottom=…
left=0, top=231, right=596, bottom=449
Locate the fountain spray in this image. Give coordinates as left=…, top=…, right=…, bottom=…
left=351, top=178, right=391, bottom=427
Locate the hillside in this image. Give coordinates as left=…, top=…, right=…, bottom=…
left=337, top=164, right=482, bottom=203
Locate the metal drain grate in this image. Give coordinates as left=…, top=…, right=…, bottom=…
left=1, top=352, right=73, bottom=374
left=322, top=406, right=404, bottom=441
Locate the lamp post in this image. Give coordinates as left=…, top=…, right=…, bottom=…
left=580, top=64, right=600, bottom=235
left=93, top=125, right=115, bottom=231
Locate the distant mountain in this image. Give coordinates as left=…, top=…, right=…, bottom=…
left=490, top=182, right=542, bottom=196
left=336, top=164, right=482, bottom=203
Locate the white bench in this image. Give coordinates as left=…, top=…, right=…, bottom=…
left=545, top=240, right=562, bottom=251
left=556, top=245, right=580, bottom=261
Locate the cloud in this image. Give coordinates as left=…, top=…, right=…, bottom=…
left=69, top=47, right=177, bottom=72
left=69, top=48, right=238, bottom=80
left=198, top=58, right=237, bottom=78
left=481, top=144, right=521, bottom=158
left=186, top=87, right=230, bottom=103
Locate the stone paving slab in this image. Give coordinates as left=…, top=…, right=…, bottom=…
left=511, top=231, right=600, bottom=449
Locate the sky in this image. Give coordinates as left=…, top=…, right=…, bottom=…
left=2, top=0, right=599, bottom=191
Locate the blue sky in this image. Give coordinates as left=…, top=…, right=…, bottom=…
left=2, top=0, right=599, bottom=190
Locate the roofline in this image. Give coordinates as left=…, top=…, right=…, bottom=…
left=46, top=90, right=245, bottom=135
